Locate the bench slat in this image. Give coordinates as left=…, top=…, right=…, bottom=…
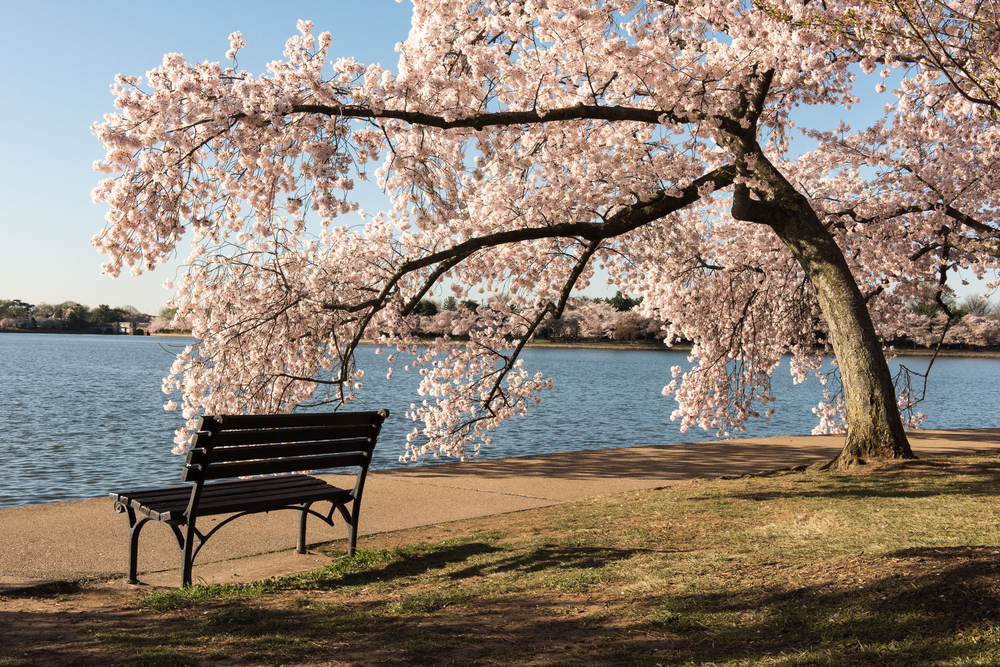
left=202, top=411, right=385, bottom=431
left=196, top=475, right=335, bottom=502
left=115, top=474, right=332, bottom=505
left=204, top=423, right=375, bottom=448
left=184, top=452, right=370, bottom=481
left=115, top=475, right=352, bottom=522
left=111, top=475, right=273, bottom=505
left=191, top=437, right=374, bottom=464
left=196, top=482, right=351, bottom=517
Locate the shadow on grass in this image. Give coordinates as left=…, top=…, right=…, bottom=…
left=628, top=544, right=1000, bottom=666
left=315, top=536, right=504, bottom=588
left=443, top=542, right=663, bottom=579
left=4, top=543, right=999, bottom=666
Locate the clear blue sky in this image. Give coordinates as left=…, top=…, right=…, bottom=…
left=0, top=1, right=991, bottom=315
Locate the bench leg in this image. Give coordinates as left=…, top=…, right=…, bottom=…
left=126, top=513, right=150, bottom=585
left=346, top=505, right=359, bottom=556
left=346, top=523, right=358, bottom=556
left=181, top=518, right=198, bottom=587
left=296, top=503, right=312, bottom=554
left=120, top=508, right=185, bottom=585
left=334, top=503, right=359, bottom=556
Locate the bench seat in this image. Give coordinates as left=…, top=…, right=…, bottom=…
left=110, top=475, right=354, bottom=523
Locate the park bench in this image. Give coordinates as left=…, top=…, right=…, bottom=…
left=109, top=409, right=389, bottom=587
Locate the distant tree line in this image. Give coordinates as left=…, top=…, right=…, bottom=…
left=403, top=291, right=1000, bottom=350
left=406, top=292, right=666, bottom=343
left=0, top=299, right=155, bottom=333
left=5, top=292, right=996, bottom=348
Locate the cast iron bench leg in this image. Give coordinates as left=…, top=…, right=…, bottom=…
left=346, top=506, right=359, bottom=556
left=126, top=512, right=149, bottom=585
left=124, top=510, right=185, bottom=585
left=296, top=502, right=312, bottom=554
left=182, top=517, right=198, bottom=587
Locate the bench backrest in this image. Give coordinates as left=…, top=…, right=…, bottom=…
left=182, top=410, right=389, bottom=485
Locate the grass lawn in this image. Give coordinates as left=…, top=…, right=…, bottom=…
left=2, top=452, right=999, bottom=666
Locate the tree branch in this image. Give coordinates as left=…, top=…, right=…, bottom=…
left=287, top=101, right=687, bottom=130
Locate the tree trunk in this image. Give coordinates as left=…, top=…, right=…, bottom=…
left=732, top=166, right=915, bottom=467
left=772, top=209, right=914, bottom=466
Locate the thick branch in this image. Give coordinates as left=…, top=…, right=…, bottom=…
left=289, top=101, right=686, bottom=130
left=400, top=251, right=474, bottom=317
left=832, top=202, right=1000, bottom=238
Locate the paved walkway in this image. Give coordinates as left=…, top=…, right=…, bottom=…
left=1, top=430, right=997, bottom=591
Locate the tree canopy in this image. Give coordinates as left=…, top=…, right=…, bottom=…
left=0, top=299, right=35, bottom=319
left=92, top=0, right=1000, bottom=464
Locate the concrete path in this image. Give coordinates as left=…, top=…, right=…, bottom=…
left=1, top=430, right=996, bottom=591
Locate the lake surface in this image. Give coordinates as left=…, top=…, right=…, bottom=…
left=1, top=333, right=998, bottom=507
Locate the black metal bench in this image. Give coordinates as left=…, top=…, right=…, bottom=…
left=109, top=409, right=389, bottom=587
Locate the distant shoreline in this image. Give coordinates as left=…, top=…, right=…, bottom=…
left=0, top=328, right=138, bottom=336
left=0, top=328, right=192, bottom=337
left=360, top=337, right=1000, bottom=358
left=6, top=328, right=998, bottom=358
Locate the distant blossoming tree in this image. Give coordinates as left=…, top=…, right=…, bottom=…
left=93, top=0, right=1000, bottom=466
left=147, top=316, right=176, bottom=334
left=575, top=301, right=620, bottom=339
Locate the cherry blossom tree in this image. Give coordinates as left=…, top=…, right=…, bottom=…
left=93, top=0, right=1000, bottom=466
left=575, top=300, right=619, bottom=339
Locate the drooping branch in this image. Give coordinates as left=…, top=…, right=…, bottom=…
left=829, top=201, right=1000, bottom=260
left=888, top=0, right=1000, bottom=112
left=465, top=237, right=604, bottom=423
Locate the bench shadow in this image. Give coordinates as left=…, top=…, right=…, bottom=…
left=443, top=544, right=664, bottom=579
left=313, top=540, right=505, bottom=588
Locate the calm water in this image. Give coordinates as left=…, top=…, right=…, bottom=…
left=1, top=333, right=998, bottom=507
